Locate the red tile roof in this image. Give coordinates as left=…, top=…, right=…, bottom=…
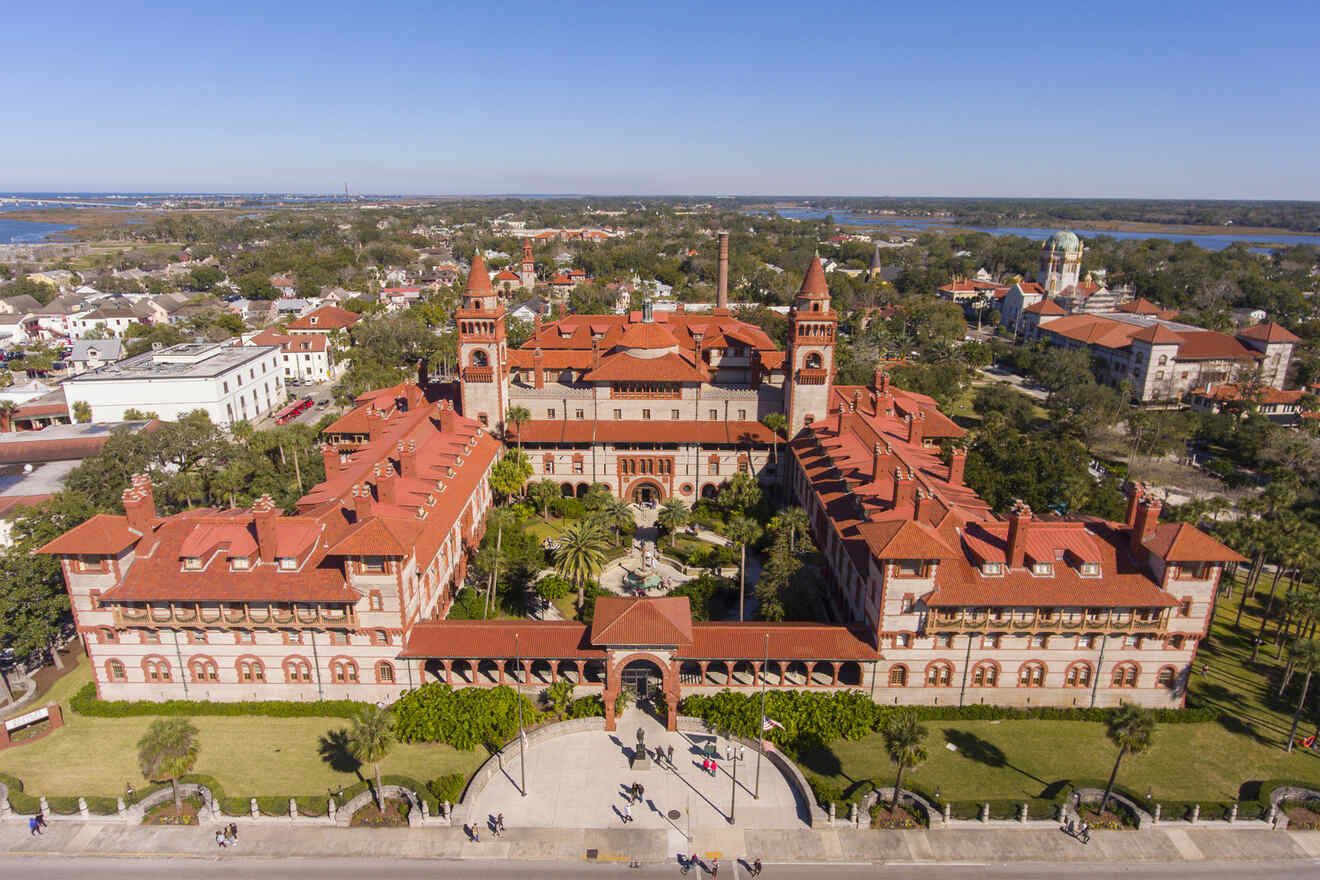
left=618, top=322, right=680, bottom=350
left=583, top=351, right=708, bottom=383
left=399, top=621, right=604, bottom=659
left=38, top=514, right=140, bottom=555
left=591, top=597, right=693, bottom=646
left=1025, top=299, right=1066, bottom=316
left=1143, top=522, right=1245, bottom=563
left=466, top=253, right=492, bottom=293
left=494, top=270, right=520, bottom=281
left=1238, top=322, right=1301, bottom=344
left=287, top=306, right=360, bottom=331
left=799, top=256, right=829, bottom=299
left=1171, top=330, right=1260, bottom=360
left=681, top=623, right=878, bottom=660
left=858, top=519, right=957, bottom=559
left=1194, top=384, right=1306, bottom=405
left=1130, top=323, right=1184, bottom=345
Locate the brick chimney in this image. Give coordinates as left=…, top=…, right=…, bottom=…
left=375, top=464, right=398, bottom=506
left=906, top=412, right=925, bottom=446
left=591, top=338, right=601, bottom=371
left=122, top=474, right=155, bottom=536
left=914, top=488, right=933, bottom=522
left=894, top=468, right=915, bottom=509
left=365, top=407, right=382, bottom=441
left=533, top=348, right=544, bottom=389
left=872, top=443, right=888, bottom=483
left=252, top=494, right=278, bottom=564
left=750, top=349, right=761, bottom=389
left=398, top=440, right=417, bottom=479
left=717, top=231, right=729, bottom=311
left=1007, top=500, right=1031, bottom=569
left=534, top=314, right=542, bottom=336
left=948, top=449, right=967, bottom=485
left=322, top=444, right=339, bottom=475
left=874, top=368, right=889, bottom=394
left=352, top=483, right=372, bottom=522
left=1124, top=481, right=1145, bottom=528
left=835, top=405, right=845, bottom=434
left=1131, top=495, right=1162, bottom=559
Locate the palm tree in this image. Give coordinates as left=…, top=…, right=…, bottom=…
left=555, top=519, right=609, bottom=610
left=1286, top=640, right=1320, bottom=751
left=0, top=400, right=18, bottom=434
left=528, top=480, right=559, bottom=521
left=348, top=704, right=396, bottom=809
left=481, top=507, right=516, bottom=618
left=727, top=514, right=763, bottom=622
left=137, top=718, right=200, bottom=811
left=657, top=498, right=689, bottom=549
left=881, top=710, right=928, bottom=809
left=505, top=405, right=531, bottom=451
left=761, top=412, right=788, bottom=500
left=773, top=506, right=809, bottom=555
left=597, top=495, right=633, bottom=546
left=1099, top=703, right=1156, bottom=815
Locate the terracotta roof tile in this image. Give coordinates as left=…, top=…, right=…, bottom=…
left=287, top=306, right=360, bottom=331
left=1143, top=522, right=1245, bottom=563
left=1238, top=322, right=1301, bottom=344
left=591, top=597, right=693, bottom=646
left=37, top=514, right=139, bottom=555
left=799, top=256, right=829, bottom=299
left=681, top=623, right=878, bottom=660
left=399, top=621, right=603, bottom=659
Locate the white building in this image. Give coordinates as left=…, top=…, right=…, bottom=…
left=62, top=342, right=284, bottom=425
left=246, top=330, right=339, bottom=383
left=68, top=339, right=125, bottom=375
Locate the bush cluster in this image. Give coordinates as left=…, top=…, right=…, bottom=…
left=392, top=683, right=542, bottom=749
left=70, top=683, right=367, bottom=719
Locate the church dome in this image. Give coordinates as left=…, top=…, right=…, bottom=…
left=1044, top=230, right=1081, bottom=252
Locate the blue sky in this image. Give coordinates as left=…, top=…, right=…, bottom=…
left=2, top=0, right=1317, bottom=198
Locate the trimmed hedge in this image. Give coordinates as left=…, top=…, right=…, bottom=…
left=0, top=773, right=41, bottom=814
left=71, top=682, right=368, bottom=718
left=906, top=704, right=1218, bottom=724
left=427, top=774, right=465, bottom=804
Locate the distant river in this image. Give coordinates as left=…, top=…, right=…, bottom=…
left=764, top=209, right=1320, bottom=251
left=0, top=207, right=76, bottom=244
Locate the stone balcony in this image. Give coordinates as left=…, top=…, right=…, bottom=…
left=112, top=601, right=358, bottom=630
left=926, top=609, right=1166, bottom=635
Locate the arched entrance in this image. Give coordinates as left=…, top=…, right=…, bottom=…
left=629, top=478, right=664, bottom=505
left=620, top=658, right=664, bottom=700
left=700, top=484, right=718, bottom=500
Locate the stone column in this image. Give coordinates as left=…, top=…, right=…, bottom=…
left=830, top=663, right=839, bottom=687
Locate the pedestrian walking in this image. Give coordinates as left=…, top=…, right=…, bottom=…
left=711, top=858, right=719, bottom=878
left=710, top=760, right=719, bottom=777
left=215, top=830, right=227, bottom=847
left=636, top=783, right=645, bottom=803
left=29, top=816, right=40, bottom=836
left=752, top=857, right=762, bottom=876
left=36, top=812, right=47, bottom=830
left=1079, top=821, right=1090, bottom=844
left=623, top=803, right=633, bottom=823
left=472, top=824, right=481, bottom=843
left=496, top=812, right=505, bottom=834
left=227, top=821, right=238, bottom=848
left=667, top=745, right=675, bottom=765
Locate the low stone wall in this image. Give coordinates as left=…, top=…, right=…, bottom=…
left=675, top=715, right=827, bottom=827
left=1073, top=787, right=1153, bottom=829
left=1267, top=785, right=1320, bottom=830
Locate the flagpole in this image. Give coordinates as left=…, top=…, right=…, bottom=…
left=755, top=632, right=767, bottom=800
left=516, top=632, right=527, bottom=797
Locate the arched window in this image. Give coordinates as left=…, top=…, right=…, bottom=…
left=331, top=658, right=358, bottom=683
left=376, top=661, right=395, bottom=684
left=283, top=657, right=313, bottom=683
left=1112, top=663, right=1139, bottom=688
left=1018, top=662, right=1045, bottom=687
left=804, top=352, right=823, bottom=370
left=1065, top=663, right=1092, bottom=688
left=1156, top=666, right=1177, bottom=689
left=1158, top=355, right=1168, bottom=365
left=106, top=659, right=126, bottom=681
left=888, top=665, right=908, bottom=687
left=971, top=663, right=999, bottom=687
left=237, top=658, right=265, bottom=683
left=925, top=661, right=953, bottom=687
left=470, top=349, right=489, bottom=367
left=189, top=657, right=218, bottom=682
left=142, top=657, right=172, bottom=682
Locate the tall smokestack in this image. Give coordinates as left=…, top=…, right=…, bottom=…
left=717, top=231, right=729, bottom=310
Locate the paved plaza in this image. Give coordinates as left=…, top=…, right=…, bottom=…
left=464, top=707, right=807, bottom=853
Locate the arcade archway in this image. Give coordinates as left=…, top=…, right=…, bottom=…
left=628, top=479, right=664, bottom=504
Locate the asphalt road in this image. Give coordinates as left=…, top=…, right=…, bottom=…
left=2, top=857, right=1319, bottom=880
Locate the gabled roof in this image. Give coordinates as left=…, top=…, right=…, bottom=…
left=1144, top=522, right=1245, bottom=563
left=591, top=596, right=693, bottom=646
left=325, top=515, right=423, bottom=556
left=1130, top=323, right=1184, bottom=345
left=584, top=351, right=707, bottom=383
left=617, top=322, right=679, bottom=350
left=1238, top=322, right=1301, bottom=344
left=37, top=514, right=140, bottom=555
left=286, top=305, right=360, bottom=331
left=1024, top=299, right=1065, bottom=316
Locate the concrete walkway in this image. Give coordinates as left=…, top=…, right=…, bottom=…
left=465, top=707, right=804, bottom=851
left=5, top=817, right=1320, bottom=866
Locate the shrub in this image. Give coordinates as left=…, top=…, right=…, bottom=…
left=85, top=796, right=119, bottom=815
left=428, top=774, right=466, bottom=804
left=71, top=682, right=367, bottom=718
left=567, top=695, right=605, bottom=718
left=392, top=683, right=542, bottom=749
left=0, top=773, right=40, bottom=814
left=46, top=795, right=80, bottom=815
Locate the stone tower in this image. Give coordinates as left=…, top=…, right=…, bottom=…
left=1038, top=230, right=1083, bottom=294
left=457, top=251, right=509, bottom=430
left=520, top=238, right=536, bottom=291
left=786, top=255, right=837, bottom=438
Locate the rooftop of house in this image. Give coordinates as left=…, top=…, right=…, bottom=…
left=64, top=342, right=280, bottom=383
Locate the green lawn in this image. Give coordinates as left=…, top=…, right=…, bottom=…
left=0, top=661, right=484, bottom=799
left=522, top=517, right=570, bottom=543
left=803, top=581, right=1320, bottom=805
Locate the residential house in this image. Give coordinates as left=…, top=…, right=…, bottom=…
left=68, top=339, right=126, bottom=375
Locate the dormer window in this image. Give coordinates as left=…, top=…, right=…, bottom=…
left=231, top=556, right=250, bottom=571
left=183, top=557, right=202, bottom=570
left=894, top=560, right=928, bottom=578
left=982, top=562, right=1003, bottom=576
left=1031, top=562, right=1053, bottom=576
left=1080, top=562, right=1100, bottom=577
left=278, top=557, right=297, bottom=571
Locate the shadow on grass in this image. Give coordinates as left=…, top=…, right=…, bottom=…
left=942, top=728, right=1047, bottom=787
left=794, top=743, right=847, bottom=780
left=318, top=728, right=363, bottom=776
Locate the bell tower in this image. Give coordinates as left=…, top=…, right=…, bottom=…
left=519, top=238, right=536, bottom=290
left=786, top=255, right=837, bottom=438
left=457, top=251, right=509, bottom=429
